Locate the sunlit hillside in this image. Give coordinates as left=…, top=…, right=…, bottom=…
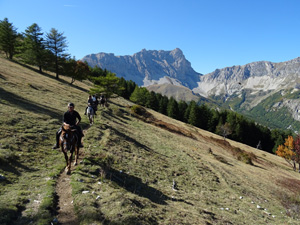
left=1, top=57, right=300, bottom=225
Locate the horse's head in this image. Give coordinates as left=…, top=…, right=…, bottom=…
left=60, top=125, right=77, bottom=151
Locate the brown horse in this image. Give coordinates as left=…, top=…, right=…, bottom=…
left=59, top=124, right=80, bottom=174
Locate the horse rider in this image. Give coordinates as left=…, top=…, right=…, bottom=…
left=85, top=95, right=97, bottom=115
left=100, top=94, right=106, bottom=106
left=92, top=95, right=98, bottom=114
left=52, top=102, right=84, bottom=149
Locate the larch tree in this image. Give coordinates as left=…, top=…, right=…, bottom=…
left=45, top=28, right=68, bottom=79
left=0, top=18, right=19, bottom=59
left=276, top=135, right=296, bottom=168
left=21, top=23, right=46, bottom=72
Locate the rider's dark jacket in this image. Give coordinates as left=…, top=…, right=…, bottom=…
left=63, top=110, right=81, bottom=126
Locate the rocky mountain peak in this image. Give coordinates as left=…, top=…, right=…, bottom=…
left=82, top=48, right=202, bottom=89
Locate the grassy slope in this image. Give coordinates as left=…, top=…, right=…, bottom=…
left=1, top=57, right=300, bottom=224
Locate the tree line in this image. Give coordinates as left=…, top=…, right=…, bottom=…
left=0, top=17, right=292, bottom=155
left=0, top=18, right=90, bottom=82
left=114, top=78, right=292, bottom=154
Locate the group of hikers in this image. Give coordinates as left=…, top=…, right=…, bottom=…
left=52, top=94, right=106, bottom=149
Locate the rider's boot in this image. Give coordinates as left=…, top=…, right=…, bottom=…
left=52, top=130, right=61, bottom=149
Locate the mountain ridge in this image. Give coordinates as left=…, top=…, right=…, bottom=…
left=82, top=48, right=300, bottom=130
left=82, top=48, right=202, bottom=89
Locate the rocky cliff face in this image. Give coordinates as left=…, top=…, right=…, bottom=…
left=193, top=57, right=300, bottom=130
left=193, top=58, right=300, bottom=98
left=82, top=48, right=202, bottom=89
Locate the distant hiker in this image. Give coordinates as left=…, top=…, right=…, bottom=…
left=52, top=102, right=84, bottom=149
left=99, top=94, right=106, bottom=107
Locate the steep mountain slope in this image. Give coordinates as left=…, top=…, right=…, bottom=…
left=193, top=57, right=300, bottom=130
left=1, top=57, right=300, bottom=224
left=82, top=48, right=202, bottom=89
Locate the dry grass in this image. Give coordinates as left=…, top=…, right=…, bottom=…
left=1, top=56, right=300, bottom=224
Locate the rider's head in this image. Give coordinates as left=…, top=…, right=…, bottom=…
left=68, top=102, right=75, bottom=112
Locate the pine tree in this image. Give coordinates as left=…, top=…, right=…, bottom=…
left=167, top=97, right=179, bottom=119
left=0, top=18, right=19, bottom=59
left=146, top=91, right=159, bottom=110
left=178, top=100, right=188, bottom=122
left=126, top=80, right=137, bottom=99
left=188, top=101, right=200, bottom=126
left=20, top=23, right=46, bottom=72
left=158, top=96, right=169, bottom=115
left=45, top=28, right=68, bottom=79
left=129, top=86, right=149, bottom=106
left=116, top=77, right=128, bottom=98
left=90, top=72, right=122, bottom=100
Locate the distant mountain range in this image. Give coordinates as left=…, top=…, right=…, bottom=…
left=82, top=49, right=300, bottom=131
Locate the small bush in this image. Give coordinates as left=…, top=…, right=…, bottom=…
left=231, top=147, right=254, bottom=165
left=131, top=105, right=146, bottom=115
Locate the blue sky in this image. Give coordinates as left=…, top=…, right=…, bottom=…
left=1, top=0, right=300, bottom=74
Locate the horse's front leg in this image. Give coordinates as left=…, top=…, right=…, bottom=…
left=62, top=148, right=68, bottom=168
left=66, top=151, right=73, bottom=175
left=74, top=146, right=79, bottom=166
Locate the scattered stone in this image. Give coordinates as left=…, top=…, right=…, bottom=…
left=96, top=195, right=101, bottom=200
left=220, top=208, right=224, bottom=210
left=172, top=179, right=178, bottom=191
left=0, top=174, right=6, bottom=180
left=82, top=191, right=89, bottom=194
left=239, top=196, right=243, bottom=199
left=79, top=160, right=83, bottom=164
left=257, top=205, right=263, bottom=210
left=225, top=208, right=229, bottom=211
left=98, top=181, right=102, bottom=185
left=71, top=200, right=73, bottom=204
left=251, top=201, right=255, bottom=204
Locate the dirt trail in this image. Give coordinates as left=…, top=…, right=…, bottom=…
left=55, top=130, right=87, bottom=225
left=56, top=171, right=79, bottom=225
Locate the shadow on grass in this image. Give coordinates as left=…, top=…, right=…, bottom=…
left=108, top=168, right=193, bottom=207
left=12, top=60, right=89, bottom=93
left=108, top=126, right=152, bottom=152
left=109, top=168, right=169, bottom=205
left=0, top=158, right=38, bottom=182
left=0, top=87, right=62, bottom=120
left=0, top=207, right=19, bottom=225
left=0, top=73, right=6, bottom=80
